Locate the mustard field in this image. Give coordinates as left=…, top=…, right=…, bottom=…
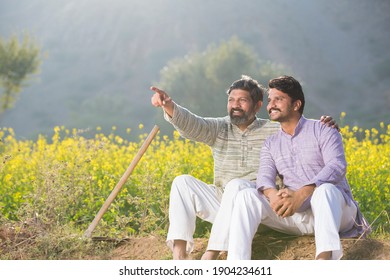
left=1, top=120, right=389, bottom=237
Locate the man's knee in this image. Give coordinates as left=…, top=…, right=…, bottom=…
left=172, top=174, right=195, bottom=189
left=311, top=183, right=342, bottom=205
left=313, top=183, right=337, bottom=196
left=234, top=188, right=259, bottom=204
left=224, top=178, right=253, bottom=194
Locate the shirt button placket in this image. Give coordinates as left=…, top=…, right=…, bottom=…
left=241, top=134, right=248, bottom=167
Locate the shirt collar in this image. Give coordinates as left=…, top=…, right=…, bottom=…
left=247, top=118, right=262, bottom=130
left=280, top=115, right=307, bottom=137
left=294, top=115, right=307, bottom=134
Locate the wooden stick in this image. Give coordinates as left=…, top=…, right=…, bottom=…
left=83, top=125, right=160, bottom=238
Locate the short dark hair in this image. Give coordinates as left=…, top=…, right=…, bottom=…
left=227, top=75, right=264, bottom=103
left=268, top=75, right=305, bottom=114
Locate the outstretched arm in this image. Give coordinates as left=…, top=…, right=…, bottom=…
left=150, top=86, right=220, bottom=146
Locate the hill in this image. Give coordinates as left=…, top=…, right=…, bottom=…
left=0, top=0, right=389, bottom=139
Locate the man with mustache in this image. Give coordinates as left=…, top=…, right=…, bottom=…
left=227, top=76, right=370, bottom=260
left=150, top=75, right=337, bottom=260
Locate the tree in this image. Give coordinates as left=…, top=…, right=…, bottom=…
left=0, top=34, right=41, bottom=116
left=154, top=36, right=288, bottom=134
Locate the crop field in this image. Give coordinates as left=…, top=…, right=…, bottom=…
left=0, top=119, right=389, bottom=259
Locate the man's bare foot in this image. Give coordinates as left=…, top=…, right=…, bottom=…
left=316, top=251, right=332, bottom=260
left=201, top=250, right=220, bottom=260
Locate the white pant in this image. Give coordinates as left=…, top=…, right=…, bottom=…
left=166, top=175, right=255, bottom=253
left=227, top=184, right=357, bottom=260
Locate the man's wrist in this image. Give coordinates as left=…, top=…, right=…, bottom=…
left=297, top=184, right=315, bottom=201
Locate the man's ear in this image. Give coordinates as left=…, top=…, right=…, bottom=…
left=294, top=100, right=302, bottom=111
left=255, top=101, right=263, bottom=113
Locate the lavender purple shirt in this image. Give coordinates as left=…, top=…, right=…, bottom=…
left=256, top=116, right=370, bottom=237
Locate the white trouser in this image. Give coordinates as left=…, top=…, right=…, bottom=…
left=227, top=183, right=357, bottom=260
left=166, top=175, right=255, bottom=253
left=207, top=178, right=256, bottom=251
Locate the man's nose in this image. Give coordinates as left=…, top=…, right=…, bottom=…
left=232, top=100, right=241, bottom=108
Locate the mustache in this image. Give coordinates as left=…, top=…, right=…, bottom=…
left=268, top=108, right=281, bottom=114
left=230, top=108, right=244, bottom=113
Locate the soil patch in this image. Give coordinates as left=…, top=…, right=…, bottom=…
left=1, top=223, right=389, bottom=260
left=109, top=230, right=390, bottom=260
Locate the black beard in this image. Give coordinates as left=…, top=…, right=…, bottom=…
left=229, top=110, right=250, bottom=126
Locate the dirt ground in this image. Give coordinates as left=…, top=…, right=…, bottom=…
left=109, top=230, right=390, bottom=260
left=1, top=224, right=389, bottom=260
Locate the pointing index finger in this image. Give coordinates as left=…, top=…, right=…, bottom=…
left=150, top=86, right=171, bottom=105
left=150, top=86, right=164, bottom=95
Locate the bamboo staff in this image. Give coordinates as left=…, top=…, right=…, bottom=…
left=83, top=125, right=160, bottom=238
